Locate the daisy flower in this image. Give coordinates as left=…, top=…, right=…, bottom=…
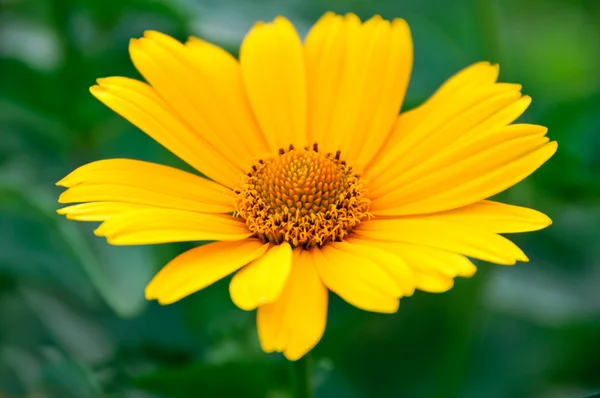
left=57, top=12, right=557, bottom=360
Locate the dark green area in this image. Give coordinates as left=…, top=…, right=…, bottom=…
left=1, top=0, right=599, bottom=397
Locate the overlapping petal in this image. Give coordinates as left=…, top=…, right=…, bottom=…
left=129, top=32, right=273, bottom=170
left=336, top=239, right=415, bottom=296
left=90, top=77, right=243, bottom=188
left=411, top=200, right=552, bottom=233
left=230, top=242, right=293, bottom=310
left=315, top=243, right=401, bottom=313
left=240, top=17, right=307, bottom=151
left=354, top=238, right=477, bottom=293
left=57, top=202, right=150, bottom=222
left=57, top=159, right=234, bottom=221
left=365, top=62, right=557, bottom=216
left=354, top=217, right=528, bottom=265
left=94, top=209, right=252, bottom=245
left=257, top=249, right=328, bottom=360
left=370, top=132, right=556, bottom=215
left=146, top=239, right=269, bottom=305
left=304, top=13, right=412, bottom=170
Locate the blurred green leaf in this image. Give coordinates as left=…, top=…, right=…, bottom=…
left=20, top=286, right=115, bottom=364
left=0, top=183, right=151, bottom=317
left=134, top=360, right=289, bottom=398
left=39, top=356, right=102, bottom=398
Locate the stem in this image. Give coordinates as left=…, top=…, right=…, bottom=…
left=291, top=355, right=313, bottom=398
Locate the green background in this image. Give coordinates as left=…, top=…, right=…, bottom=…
left=1, top=0, right=599, bottom=397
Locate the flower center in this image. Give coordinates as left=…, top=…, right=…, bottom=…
left=234, top=144, right=371, bottom=249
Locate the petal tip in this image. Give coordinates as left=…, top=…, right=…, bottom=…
left=515, top=251, right=530, bottom=263
left=143, top=30, right=160, bottom=38
left=283, top=350, right=305, bottom=362
left=273, top=15, right=292, bottom=24
left=128, top=38, right=141, bottom=54
left=144, top=287, right=157, bottom=301
left=56, top=191, right=69, bottom=204
left=93, top=225, right=106, bottom=236
left=391, top=17, right=410, bottom=31
left=89, top=85, right=103, bottom=95
left=320, top=11, right=336, bottom=20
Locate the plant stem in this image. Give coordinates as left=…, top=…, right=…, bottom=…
left=291, top=355, right=313, bottom=398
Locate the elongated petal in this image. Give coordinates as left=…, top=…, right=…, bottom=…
left=365, top=61, right=556, bottom=215
left=57, top=159, right=234, bottom=218
left=304, top=13, right=412, bottom=169
left=337, top=239, right=415, bottom=296
left=184, top=36, right=272, bottom=161
left=130, top=34, right=245, bottom=167
left=257, top=249, right=328, bottom=360
left=91, top=77, right=244, bottom=188
left=240, top=17, right=307, bottom=151
left=230, top=242, right=293, bottom=310
left=354, top=218, right=528, bottom=265
left=371, top=138, right=556, bottom=215
left=146, top=239, right=269, bottom=305
left=314, top=244, right=400, bottom=313
left=369, top=123, right=548, bottom=202
left=355, top=238, right=477, bottom=293
left=57, top=202, right=150, bottom=221
left=371, top=90, right=528, bottom=187
left=412, top=200, right=552, bottom=233
left=365, top=61, right=503, bottom=178
left=94, top=209, right=252, bottom=245
left=132, top=32, right=271, bottom=169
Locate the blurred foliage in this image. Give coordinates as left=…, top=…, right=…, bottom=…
left=1, top=0, right=599, bottom=397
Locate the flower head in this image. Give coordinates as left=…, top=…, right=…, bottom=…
left=57, top=12, right=557, bottom=360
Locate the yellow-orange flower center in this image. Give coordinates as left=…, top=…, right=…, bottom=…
left=234, top=145, right=371, bottom=249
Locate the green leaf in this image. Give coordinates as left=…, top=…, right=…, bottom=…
left=0, top=182, right=151, bottom=317
left=134, top=360, right=289, bottom=398
left=20, top=286, right=115, bottom=364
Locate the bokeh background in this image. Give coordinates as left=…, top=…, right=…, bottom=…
left=1, top=0, right=599, bottom=397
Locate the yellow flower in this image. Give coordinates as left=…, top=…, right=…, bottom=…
left=57, top=13, right=557, bottom=360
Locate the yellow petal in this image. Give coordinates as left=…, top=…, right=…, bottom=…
left=365, top=62, right=524, bottom=183
left=314, top=244, right=400, bottom=313
left=354, top=218, right=528, bottom=265
left=94, top=209, right=252, bottom=245
left=134, top=32, right=271, bottom=168
left=91, top=77, right=244, bottom=188
left=368, top=87, right=525, bottom=194
left=353, top=239, right=477, bottom=293
left=257, top=249, right=328, bottom=360
left=240, top=17, right=307, bottom=151
left=413, top=272, right=455, bottom=293
left=57, top=202, right=150, bottom=221
left=146, top=239, right=269, bottom=305
left=370, top=123, right=548, bottom=202
left=420, top=61, right=501, bottom=107
left=413, top=200, right=552, bottom=233
left=365, top=62, right=501, bottom=173
left=304, top=13, right=412, bottom=169
left=371, top=138, right=557, bottom=215
left=57, top=159, right=234, bottom=216
left=130, top=34, right=245, bottom=168
left=337, top=239, right=415, bottom=296
left=229, top=242, right=293, bottom=310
